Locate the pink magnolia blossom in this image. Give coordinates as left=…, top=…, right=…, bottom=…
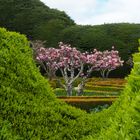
left=86, top=47, right=124, bottom=78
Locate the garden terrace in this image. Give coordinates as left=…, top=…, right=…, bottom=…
left=52, top=78, right=126, bottom=97
left=58, top=96, right=117, bottom=105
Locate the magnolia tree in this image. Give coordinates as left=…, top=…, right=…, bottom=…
left=35, top=41, right=87, bottom=96
left=77, top=47, right=124, bottom=95
left=34, top=40, right=124, bottom=96
left=88, top=47, right=124, bottom=78
left=56, top=42, right=87, bottom=96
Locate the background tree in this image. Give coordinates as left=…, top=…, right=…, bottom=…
left=33, top=19, right=70, bottom=47
left=35, top=41, right=123, bottom=96
left=91, top=48, right=124, bottom=78
left=57, top=42, right=87, bottom=96
left=77, top=47, right=124, bottom=95
left=60, top=24, right=140, bottom=77
left=0, top=0, right=75, bottom=40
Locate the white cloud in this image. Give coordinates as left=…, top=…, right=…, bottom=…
left=40, top=0, right=140, bottom=25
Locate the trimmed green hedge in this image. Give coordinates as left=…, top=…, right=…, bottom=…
left=86, top=39, right=140, bottom=139
left=0, top=28, right=108, bottom=139
left=85, top=85, right=123, bottom=92
left=54, top=88, right=120, bottom=96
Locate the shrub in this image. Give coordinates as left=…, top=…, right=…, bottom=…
left=0, top=28, right=106, bottom=140
left=101, top=45, right=140, bottom=139
left=87, top=40, right=140, bottom=139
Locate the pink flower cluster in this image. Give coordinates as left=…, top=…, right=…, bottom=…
left=36, top=47, right=60, bottom=70
left=87, top=48, right=124, bottom=71
left=36, top=42, right=124, bottom=79
left=57, top=42, right=87, bottom=69
left=36, top=42, right=87, bottom=72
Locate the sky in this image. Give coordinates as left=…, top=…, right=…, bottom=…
left=40, top=0, right=140, bottom=25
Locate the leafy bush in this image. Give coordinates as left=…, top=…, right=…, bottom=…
left=87, top=39, right=140, bottom=139
left=0, top=28, right=107, bottom=140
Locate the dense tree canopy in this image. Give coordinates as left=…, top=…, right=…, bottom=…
left=0, top=0, right=75, bottom=42
left=60, top=24, right=140, bottom=59
left=60, top=24, right=140, bottom=77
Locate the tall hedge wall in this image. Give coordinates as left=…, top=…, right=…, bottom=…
left=0, top=28, right=108, bottom=139
left=102, top=39, right=140, bottom=139
left=85, top=39, right=140, bottom=139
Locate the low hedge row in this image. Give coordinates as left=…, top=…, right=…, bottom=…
left=86, top=81, right=125, bottom=87
left=84, top=85, right=123, bottom=92
left=54, top=88, right=120, bottom=96
left=49, top=78, right=126, bottom=89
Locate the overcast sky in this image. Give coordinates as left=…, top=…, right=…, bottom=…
left=40, top=0, right=140, bottom=25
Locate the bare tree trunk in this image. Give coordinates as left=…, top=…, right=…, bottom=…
left=60, top=63, right=84, bottom=96
left=77, top=67, right=93, bottom=96
left=100, top=69, right=106, bottom=79
left=48, top=69, right=56, bottom=81
left=77, top=81, right=85, bottom=96
left=66, top=84, right=73, bottom=96
left=106, top=70, right=111, bottom=78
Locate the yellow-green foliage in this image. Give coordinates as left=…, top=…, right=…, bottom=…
left=1, top=27, right=140, bottom=140
left=86, top=40, right=140, bottom=140
left=0, top=28, right=108, bottom=139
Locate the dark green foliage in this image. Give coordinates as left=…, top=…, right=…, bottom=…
left=60, top=24, right=139, bottom=56
left=33, top=19, right=69, bottom=47
left=60, top=24, right=140, bottom=77
left=90, top=104, right=109, bottom=113
left=0, top=0, right=75, bottom=45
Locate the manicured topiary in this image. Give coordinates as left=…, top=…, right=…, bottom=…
left=101, top=42, right=140, bottom=139
left=0, top=28, right=111, bottom=140
left=86, top=40, right=140, bottom=140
